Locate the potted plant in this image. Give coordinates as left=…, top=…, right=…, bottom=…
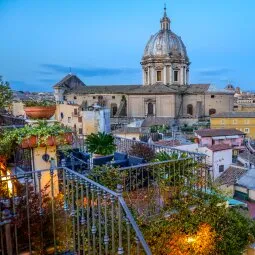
left=86, top=132, right=116, bottom=157
left=23, top=100, right=56, bottom=120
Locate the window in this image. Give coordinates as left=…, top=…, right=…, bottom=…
left=79, top=128, right=83, bottom=135
left=74, top=96, right=77, bottom=100
left=111, top=103, right=118, bottom=117
left=98, top=96, right=103, bottom=100
left=156, top=71, right=162, bottom=81
left=219, top=165, right=224, bottom=173
left=74, top=124, right=76, bottom=130
left=233, top=119, right=237, bottom=124
left=187, top=104, right=193, bottom=115
left=60, top=112, right=64, bottom=119
left=244, top=128, right=250, bottom=133
left=112, top=96, right=115, bottom=99
left=68, top=117, right=71, bottom=123
left=174, top=70, right=178, bottom=82
left=74, top=108, right=78, bottom=116
left=244, top=119, right=250, bottom=124
left=220, top=119, right=225, bottom=124
left=209, top=109, right=216, bottom=115
left=147, top=102, right=154, bottom=116
left=145, top=71, right=148, bottom=84
left=78, top=117, right=82, bottom=123
left=211, top=95, right=215, bottom=98
left=63, top=96, right=66, bottom=100
left=93, top=96, right=96, bottom=99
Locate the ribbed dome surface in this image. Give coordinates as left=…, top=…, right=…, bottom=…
left=143, top=29, right=188, bottom=60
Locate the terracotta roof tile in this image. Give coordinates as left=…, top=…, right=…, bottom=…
left=215, top=166, right=247, bottom=186
left=195, top=129, right=245, bottom=137
left=207, top=144, right=232, bottom=152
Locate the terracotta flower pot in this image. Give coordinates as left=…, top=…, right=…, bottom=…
left=63, top=132, right=73, bottom=144
left=24, top=106, right=56, bottom=120
left=20, top=136, right=37, bottom=149
left=40, top=136, right=57, bottom=147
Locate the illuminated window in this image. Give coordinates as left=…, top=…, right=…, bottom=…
left=174, top=70, right=179, bottom=82
left=156, top=71, right=162, bottom=81
left=233, top=119, right=237, bottom=124
left=244, top=119, right=250, bottom=124
left=220, top=119, right=224, bottom=124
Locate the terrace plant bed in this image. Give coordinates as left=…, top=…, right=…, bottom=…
left=23, top=100, right=56, bottom=120
left=0, top=121, right=73, bottom=158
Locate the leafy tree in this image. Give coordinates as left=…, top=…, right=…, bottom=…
left=0, top=76, right=12, bottom=110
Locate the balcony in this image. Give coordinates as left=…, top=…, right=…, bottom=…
left=0, top=137, right=210, bottom=255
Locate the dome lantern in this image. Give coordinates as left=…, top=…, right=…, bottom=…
left=160, top=5, right=170, bottom=31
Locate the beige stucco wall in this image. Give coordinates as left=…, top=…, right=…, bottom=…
left=182, top=93, right=234, bottom=117
left=127, top=94, right=175, bottom=117
left=235, top=185, right=247, bottom=194
left=55, top=104, right=83, bottom=133
left=32, top=146, right=59, bottom=195
left=65, top=93, right=123, bottom=110
left=60, top=90, right=233, bottom=119
left=11, top=101, right=25, bottom=116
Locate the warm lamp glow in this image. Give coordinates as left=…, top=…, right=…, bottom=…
left=186, top=236, right=196, bottom=243
left=168, top=223, right=216, bottom=255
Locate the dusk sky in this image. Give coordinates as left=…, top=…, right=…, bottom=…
left=1, top=0, right=254, bottom=91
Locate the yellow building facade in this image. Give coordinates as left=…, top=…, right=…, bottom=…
left=211, top=112, right=255, bottom=138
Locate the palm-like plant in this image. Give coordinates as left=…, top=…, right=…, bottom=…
left=86, top=132, right=116, bottom=156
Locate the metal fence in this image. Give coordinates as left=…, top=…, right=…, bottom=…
left=114, top=136, right=205, bottom=160
left=118, top=158, right=209, bottom=217
left=0, top=163, right=151, bottom=255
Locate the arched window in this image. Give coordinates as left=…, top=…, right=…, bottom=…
left=209, top=109, right=216, bottom=115
left=111, top=103, right=118, bottom=117
left=148, top=102, right=154, bottom=116
left=187, top=104, right=193, bottom=115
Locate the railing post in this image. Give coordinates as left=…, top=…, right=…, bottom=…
left=116, top=184, right=124, bottom=255
left=2, top=204, right=12, bottom=255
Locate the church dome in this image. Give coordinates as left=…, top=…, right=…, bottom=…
left=142, top=7, right=188, bottom=62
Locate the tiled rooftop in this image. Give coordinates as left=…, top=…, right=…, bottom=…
left=195, top=129, right=245, bottom=137
left=207, top=144, right=232, bottom=152
left=211, top=112, right=255, bottom=118
left=215, top=166, right=247, bottom=186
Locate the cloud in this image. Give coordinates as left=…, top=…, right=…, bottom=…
left=38, top=78, right=57, bottom=84
left=40, top=64, right=139, bottom=77
left=196, top=67, right=232, bottom=77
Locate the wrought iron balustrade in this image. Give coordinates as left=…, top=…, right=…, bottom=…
left=0, top=164, right=151, bottom=255
left=119, top=158, right=209, bottom=217
left=114, top=136, right=206, bottom=160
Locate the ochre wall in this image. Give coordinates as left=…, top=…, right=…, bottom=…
left=211, top=117, right=255, bottom=138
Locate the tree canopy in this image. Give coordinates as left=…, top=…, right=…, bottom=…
left=0, top=76, right=12, bottom=110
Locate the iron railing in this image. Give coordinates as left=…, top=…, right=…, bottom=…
left=114, top=136, right=205, bottom=160
left=0, top=163, right=152, bottom=255
left=90, top=157, right=209, bottom=217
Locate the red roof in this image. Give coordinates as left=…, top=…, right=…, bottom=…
left=154, top=140, right=181, bottom=147
left=207, top=144, right=232, bottom=152
left=195, top=129, right=245, bottom=137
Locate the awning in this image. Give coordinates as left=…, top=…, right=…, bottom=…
left=212, top=136, right=226, bottom=140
